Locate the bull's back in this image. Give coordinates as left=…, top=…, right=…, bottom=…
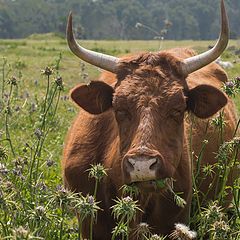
left=189, top=100, right=238, bottom=198
left=171, top=47, right=239, bottom=201
left=185, top=69, right=239, bottom=202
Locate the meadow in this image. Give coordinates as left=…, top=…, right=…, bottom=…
left=0, top=33, right=240, bottom=239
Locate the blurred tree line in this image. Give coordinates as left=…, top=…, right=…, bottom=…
left=0, top=0, right=240, bottom=40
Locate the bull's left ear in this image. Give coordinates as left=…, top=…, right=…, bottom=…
left=71, top=81, right=114, bottom=114
left=187, top=84, right=228, bottom=119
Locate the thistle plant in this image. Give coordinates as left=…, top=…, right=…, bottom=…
left=74, top=194, right=101, bottom=240
left=210, top=111, right=225, bottom=143
left=157, top=178, right=187, bottom=208
left=223, top=76, right=240, bottom=97
left=198, top=200, right=239, bottom=239
left=112, top=222, right=128, bottom=239
left=173, top=193, right=187, bottom=209
left=40, top=66, right=54, bottom=113
left=209, top=220, right=230, bottom=239
left=121, top=184, right=140, bottom=198
left=215, top=138, right=239, bottom=204
left=49, top=185, right=76, bottom=209
left=87, top=163, right=107, bottom=240
left=88, top=163, right=107, bottom=197
left=111, top=196, right=142, bottom=240
left=27, top=205, right=52, bottom=233
left=4, top=76, right=18, bottom=156
left=148, top=234, right=166, bottom=240
left=133, top=222, right=152, bottom=240
left=74, top=195, right=100, bottom=223
left=169, top=223, right=197, bottom=240
left=0, top=56, right=68, bottom=240
left=202, top=163, right=215, bottom=178
left=13, top=59, right=26, bottom=95
left=223, top=76, right=240, bottom=136
left=53, top=52, right=62, bottom=74
left=28, top=66, right=64, bottom=191
left=48, top=185, right=79, bottom=240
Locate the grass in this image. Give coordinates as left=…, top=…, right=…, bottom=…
left=0, top=35, right=239, bottom=239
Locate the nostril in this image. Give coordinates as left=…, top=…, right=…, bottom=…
left=125, top=158, right=134, bottom=172
left=149, top=158, right=160, bottom=170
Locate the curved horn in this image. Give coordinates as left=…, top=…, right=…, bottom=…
left=182, top=0, right=229, bottom=75
left=66, top=12, right=119, bottom=73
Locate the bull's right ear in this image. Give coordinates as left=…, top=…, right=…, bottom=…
left=71, top=81, right=114, bottom=114
left=187, top=84, right=227, bottom=118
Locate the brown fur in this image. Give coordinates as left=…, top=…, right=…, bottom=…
left=62, top=48, right=239, bottom=239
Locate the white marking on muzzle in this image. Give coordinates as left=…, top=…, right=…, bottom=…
left=128, top=157, right=157, bottom=182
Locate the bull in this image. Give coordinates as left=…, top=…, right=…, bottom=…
left=62, top=0, right=238, bottom=238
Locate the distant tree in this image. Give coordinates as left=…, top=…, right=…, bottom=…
left=0, top=8, right=14, bottom=38
left=0, top=0, right=239, bottom=40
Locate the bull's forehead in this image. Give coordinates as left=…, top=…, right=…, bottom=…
left=113, top=72, right=186, bottom=110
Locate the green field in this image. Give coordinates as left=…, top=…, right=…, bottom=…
left=0, top=34, right=239, bottom=239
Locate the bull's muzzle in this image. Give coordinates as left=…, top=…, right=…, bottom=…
left=123, top=154, right=161, bottom=183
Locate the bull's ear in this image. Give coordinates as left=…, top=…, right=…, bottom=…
left=71, top=81, right=114, bottom=114
left=187, top=84, right=227, bottom=119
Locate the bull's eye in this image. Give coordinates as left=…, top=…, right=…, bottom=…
left=170, top=109, right=184, bottom=122
left=115, top=109, right=130, bottom=122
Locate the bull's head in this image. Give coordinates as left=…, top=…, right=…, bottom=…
left=67, top=0, right=228, bottom=191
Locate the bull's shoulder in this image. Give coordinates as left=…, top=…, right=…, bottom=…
left=165, top=48, right=228, bottom=84
left=165, top=48, right=197, bottom=59
left=99, top=71, right=117, bottom=86
left=205, top=63, right=228, bottom=83
left=186, top=62, right=228, bottom=89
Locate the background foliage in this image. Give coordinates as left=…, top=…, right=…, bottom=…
left=1, top=0, right=240, bottom=40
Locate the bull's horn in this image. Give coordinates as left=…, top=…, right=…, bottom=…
left=182, top=0, right=229, bottom=75
left=66, top=12, right=119, bottom=73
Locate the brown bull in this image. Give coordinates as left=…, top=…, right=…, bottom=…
left=62, top=0, right=238, bottom=239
